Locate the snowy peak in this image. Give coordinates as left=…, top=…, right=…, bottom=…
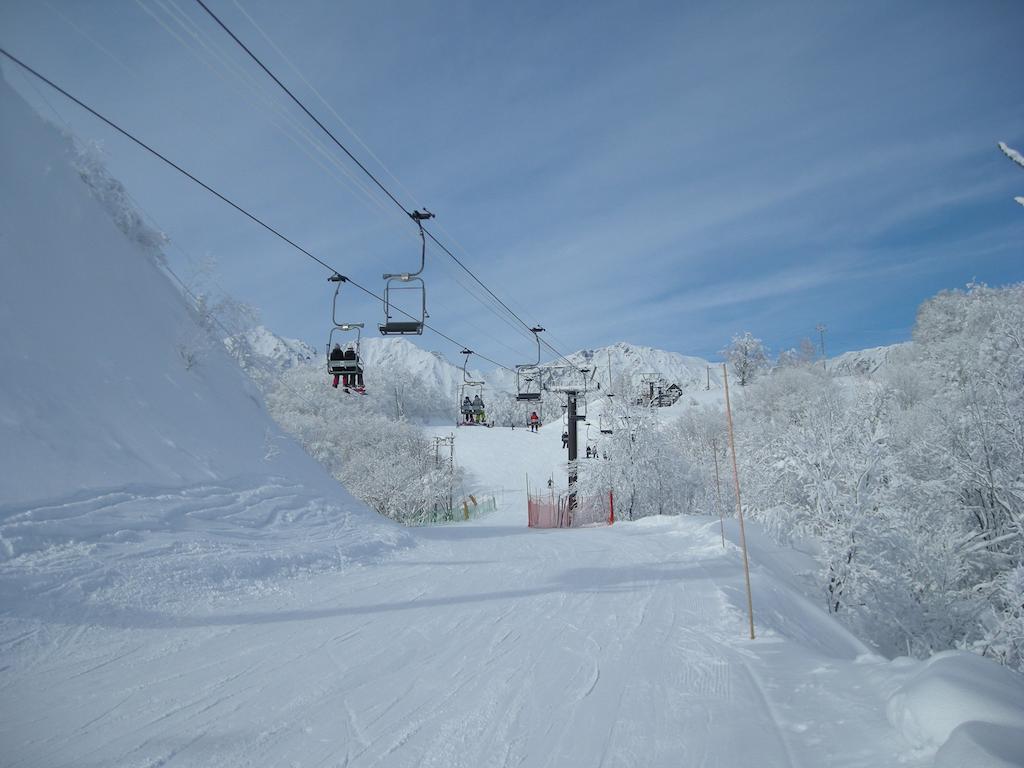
left=226, top=325, right=316, bottom=375
left=560, top=342, right=719, bottom=394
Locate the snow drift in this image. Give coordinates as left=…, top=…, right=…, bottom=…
left=0, top=70, right=408, bottom=607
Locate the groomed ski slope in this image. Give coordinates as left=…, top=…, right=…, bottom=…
left=7, top=419, right=1020, bottom=767
left=3, top=67, right=1023, bottom=767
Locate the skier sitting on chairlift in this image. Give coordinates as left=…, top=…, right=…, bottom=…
left=330, top=343, right=345, bottom=389
left=344, top=345, right=364, bottom=393
left=562, top=431, right=569, bottom=449
left=461, top=396, right=473, bottom=423
left=472, top=394, right=485, bottom=424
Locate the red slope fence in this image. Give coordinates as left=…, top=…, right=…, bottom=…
left=528, top=491, right=615, bottom=528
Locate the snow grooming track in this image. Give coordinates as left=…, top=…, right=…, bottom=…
left=1, top=422, right=942, bottom=766
left=0, top=477, right=408, bottom=616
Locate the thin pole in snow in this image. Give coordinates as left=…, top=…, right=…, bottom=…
left=711, top=436, right=725, bottom=548
left=723, top=365, right=755, bottom=641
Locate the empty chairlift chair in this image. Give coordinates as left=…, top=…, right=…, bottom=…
left=380, top=209, right=433, bottom=336
left=515, top=326, right=545, bottom=403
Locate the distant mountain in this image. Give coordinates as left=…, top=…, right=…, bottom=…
left=828, top=343, right=909, bottom=377
left=226, top=325, right=316, bottom=374
left=238, top=327, right=906, bottom=419
left=359, top=337, right=476, bottom=396
left=561, top=342, right=720, bottom=393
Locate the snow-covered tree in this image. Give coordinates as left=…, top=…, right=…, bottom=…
left=673, top=284, right=1024, bottom=668
left=997, top=141, right=1024, bottom=208
left=72, top=139, right=169, bottom=256
left=265, top=368, right=464, bottom=525
left=578, top=401, right=699, bottom=520
left=721, top=332, right=769, bottom=386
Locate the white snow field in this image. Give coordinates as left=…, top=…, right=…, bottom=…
left=3, top=72, right=1024, bottom=767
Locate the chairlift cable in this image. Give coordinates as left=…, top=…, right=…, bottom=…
left=0, top=47, right=513, bottom=373
left=193, top=0, right=410, bottom=216
left=191, top=0, right=587, bottom=375
left=136, top=0, right=396, bottom=224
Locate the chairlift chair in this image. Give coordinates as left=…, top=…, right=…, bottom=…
left=599, top=393, right=615, bottom=434
left=457, top=349, right=487, bottom=426
left=515, top=327, right=545, bottom=402
left=380, top=210, right=433, bottom=336
left=326, top=274, right=364, bottom=376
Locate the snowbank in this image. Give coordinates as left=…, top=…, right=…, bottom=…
left=887, top=650, right=1024, bottom=762
left=935, top=721, right=1024, bottom=768
left=0, top=68, right=409, bottom=603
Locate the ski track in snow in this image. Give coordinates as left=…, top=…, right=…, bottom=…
left=0, top=426, right=933, bottom=767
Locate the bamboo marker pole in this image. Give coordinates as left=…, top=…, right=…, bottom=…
left=711, top=437, right=725, bottom=548
left=722, top=365, right=756, bottom=641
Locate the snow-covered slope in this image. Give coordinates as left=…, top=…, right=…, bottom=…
left=565, top=341, right=719, bottom=390
left=6, top=56, right=1024, bottom=768
left=359, top=337, right=474, bottom=392
left=0, top=72, right=406, bottom=585
left=225, top=324, right=315, bottom=376
left=829, top=342, right=910, bottom=377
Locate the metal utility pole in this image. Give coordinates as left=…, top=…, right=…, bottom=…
left=816, top=323, right=827, bottom=372
left=567, top=390, right=579, bottom=514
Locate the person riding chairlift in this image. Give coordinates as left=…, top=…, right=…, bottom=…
left=472, top=394, right=485, bottom=424
left=461, top=396, right=473, bottom=424
left=329, top=343, right=345, bottom=389
left=344, top=344, right=364, bottom=393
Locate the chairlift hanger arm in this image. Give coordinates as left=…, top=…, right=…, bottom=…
left=384, top=209, right=434, bottom=280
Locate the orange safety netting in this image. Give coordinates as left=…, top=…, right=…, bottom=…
left=528, top=492, right=614, bottom=528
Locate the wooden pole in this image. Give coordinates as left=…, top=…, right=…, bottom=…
left=723, top=365, right=756, bottom=641
left=711, top=437, right=725, bottom=548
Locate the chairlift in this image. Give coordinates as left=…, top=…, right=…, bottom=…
left=515, top=326, right=545, bottom=402
left=380, top=209, right=433, bottom=335
left=326, top=274, right=365, bottom=381
left=599, top=393, right=615, bottom=435
left=584, top=422, right=599, bottom=459
left=457, top=349, right=487, bottom=426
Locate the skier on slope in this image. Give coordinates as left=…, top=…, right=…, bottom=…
left=529, top=411, right=540, bottom=432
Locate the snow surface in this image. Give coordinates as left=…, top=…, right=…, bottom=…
left=828, top=343, right=908, bottom=377
left=3, top=69, right=1024, bottom=767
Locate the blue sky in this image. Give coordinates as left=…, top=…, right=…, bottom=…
left=3, top=0, right=1022, bottom=366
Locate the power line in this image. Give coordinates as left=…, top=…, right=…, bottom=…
left=190, top=0, right=584, bottom=373
left=0, top=46, right=513, bottom=373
